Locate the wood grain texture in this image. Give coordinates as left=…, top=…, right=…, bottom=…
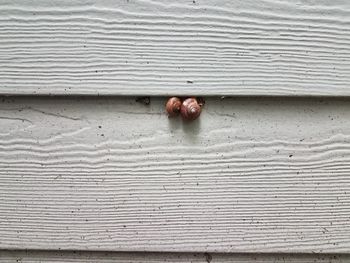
left=0, top=0, right=350, bottom=96
left=1, top=251, right=349, bottom=263
left=1, top=97, right=350, bottom=252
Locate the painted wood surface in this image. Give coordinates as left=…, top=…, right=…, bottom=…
left=0, top=0, right=349, bottom=96
left=1, top=97, right=350, bottom=252
left=0, top=251, right=349, bottom=263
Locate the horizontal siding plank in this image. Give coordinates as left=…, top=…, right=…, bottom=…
left=0, top=251, right=349, bottom=263
left=0, top=97, right=350, bottom=252
left=0, top=0, right=349, bottom=96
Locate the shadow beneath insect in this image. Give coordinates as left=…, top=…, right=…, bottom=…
left=167, top=116, right=201, bottom=143
left=167, top=116, right=182, bottom=130
left=182, top=118, right=201, bottom=136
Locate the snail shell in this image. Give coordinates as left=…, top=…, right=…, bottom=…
left=180, top=97, right=202, bottom=121
left=166, top=97, right=182, bottom=117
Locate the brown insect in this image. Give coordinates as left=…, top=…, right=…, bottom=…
left=180, top=97, right=202, bottom=121
left=165, top=97, right=182, bottom=117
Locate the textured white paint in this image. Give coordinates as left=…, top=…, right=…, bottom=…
left=0, top=97, right=350, bottom=252
left=0, top=0, right=349, bottom=96
left=0, top=251, right=348, bottom=263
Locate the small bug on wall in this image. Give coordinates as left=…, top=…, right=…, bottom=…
left=166, top=97, right=204, bottom=121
